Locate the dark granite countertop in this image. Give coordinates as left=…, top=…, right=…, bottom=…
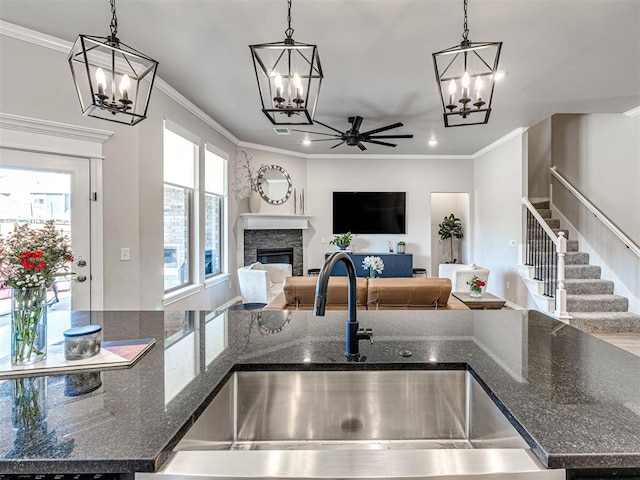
left=1, top=309, right=640, bottom=474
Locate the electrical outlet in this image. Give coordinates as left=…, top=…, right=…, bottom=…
left=509, top=239, right=517, bottom=247
left=120, top=248, right=130, bottom=261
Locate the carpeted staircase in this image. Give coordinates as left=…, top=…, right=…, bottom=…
left=529, top=201, right=640, bottom=333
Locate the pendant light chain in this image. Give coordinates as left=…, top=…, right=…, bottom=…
left=109, top=0, right=119, bottom=40
left=285, top=0, right=294, bottom=39
left=462, top=0, right=469, bottom=42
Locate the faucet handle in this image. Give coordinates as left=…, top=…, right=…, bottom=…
left=359, top=328, right=374, bottom=345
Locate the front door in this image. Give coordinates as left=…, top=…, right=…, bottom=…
left=0, top=149, right=92, bottom=357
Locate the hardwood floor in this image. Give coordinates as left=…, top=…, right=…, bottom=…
left=592, top=332, right=640, bottom=357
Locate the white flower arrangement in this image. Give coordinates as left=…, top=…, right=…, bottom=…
left=362, top=256, right=384, bottom=278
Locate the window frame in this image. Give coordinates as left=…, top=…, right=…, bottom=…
left=204, top=144, right=228, bottom=279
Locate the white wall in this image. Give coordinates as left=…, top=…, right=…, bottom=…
left=473, top=133, right=529, bottom=307
left=527, top=117, right=552, bottom=201
left=305, top=156, right=474, bottom=274
left=0, top=34, right=238, bottom=310
left=551, top=113, right=640, bottom=310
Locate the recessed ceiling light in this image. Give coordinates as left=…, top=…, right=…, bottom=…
left=302, top=139, right=312, bottom=146
left=428, top=139, right=438, bottom=147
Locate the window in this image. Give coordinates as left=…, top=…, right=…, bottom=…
left=163, top=127, right=197, bottom=291
left=204, top=148, right=226, bottom=277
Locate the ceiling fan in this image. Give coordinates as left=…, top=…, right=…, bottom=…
left=293, top=116, right=413, bottom=151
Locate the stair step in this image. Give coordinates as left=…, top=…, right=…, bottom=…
left=536, top=208, right=552, bottom=218
left=544, top=218, right=561, bottom=228
left=567, top=294, right=629, bottom=312
left=565, top=264, right=601, bottom=279
left=567, top=240, right=579, bottom=252
left=564, top=279, right=614, bottom=295
left=568, top=312, right=640, bottom=333
left=564, top=252, right=590, bottom=265
left=532, top=200, right=550, bottom=209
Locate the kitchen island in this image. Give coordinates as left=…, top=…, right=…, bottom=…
left=0, top=308, right=639, bottom=478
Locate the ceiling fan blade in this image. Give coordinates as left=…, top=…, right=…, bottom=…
left=349, top=116, right=364, bottom=133
left=357, top=142, right=367, bottom=151
left=292, top=129, right=341, bottom=138
left=314, top=120, right=346, bottom=135
left=366, top=134, right=414, bottom=139
left=360, top=122, right=403, bottom=136
left=364, top=139, right=397, bottom=148
left=330, top=141, right=346, bottom=149
left=308, top=138, right=343, bottom=142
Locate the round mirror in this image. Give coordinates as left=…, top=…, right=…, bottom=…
left=256, top=165, right=293, bottom=205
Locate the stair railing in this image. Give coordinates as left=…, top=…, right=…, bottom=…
left=550, top=166, right=640, bottom=259
left=522, top=197, right=569, bottom=320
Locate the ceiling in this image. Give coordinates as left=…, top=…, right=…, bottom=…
left=0, top=0, right=638, bottom=155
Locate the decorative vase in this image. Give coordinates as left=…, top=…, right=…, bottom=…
left=11, top=286, right=48, bottom=366
left=336, top=243, right=349, bottom=250
left=469, top=285, right=483, bottom=298
left=12, top=376, right=47, bottom=429
left=249, top=190, right=261, bottom=213
left=368, top=267, right=377, bottom=279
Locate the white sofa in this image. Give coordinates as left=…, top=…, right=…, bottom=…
left=237, top=262, right=292, bottom=304
left=438, top=263, right=490, bottom=292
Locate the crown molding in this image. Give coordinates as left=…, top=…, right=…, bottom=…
left=472, top=128, right=528, bottom=159
left=0, top=112, right=113, bottom=143
left=0, top=21, right=239, bottom=146
left=624, top=106, right=640, bottom=117
left=0, top=20, right=70, bottom=53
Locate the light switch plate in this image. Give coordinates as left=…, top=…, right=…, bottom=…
left=120, top=247, right=131, bottom=261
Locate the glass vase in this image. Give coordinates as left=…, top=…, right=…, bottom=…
left=11, top=286, right=48, bottom=366
left=469, top=285, right=483, bottom=298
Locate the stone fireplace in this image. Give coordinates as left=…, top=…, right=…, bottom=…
left=244, top=229, right=303, bottom=276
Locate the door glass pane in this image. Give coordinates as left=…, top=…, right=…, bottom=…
left=0, top=166, right=78, bottom=361
left=164, top=185, right=190, bottom=290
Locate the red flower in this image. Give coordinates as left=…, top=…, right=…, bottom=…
left=477, top=281, right=486, bottom=287
left=36, top=262, right=46, bottom=270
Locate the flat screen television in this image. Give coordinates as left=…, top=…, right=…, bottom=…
left=333, top=192, right=406, bottom=234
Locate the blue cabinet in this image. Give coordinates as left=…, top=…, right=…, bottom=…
left=325, top=253, right=413, bottom=278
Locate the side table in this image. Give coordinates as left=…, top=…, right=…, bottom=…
left=451, top=292, right=507, bottom=310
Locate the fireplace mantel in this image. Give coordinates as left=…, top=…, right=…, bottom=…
left=239, top=213, right=312, bottom=230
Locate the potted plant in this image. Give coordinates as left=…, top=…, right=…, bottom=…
left=438, top=213, right=463, bottom=264
left=329, top=232, right=353, bottom=250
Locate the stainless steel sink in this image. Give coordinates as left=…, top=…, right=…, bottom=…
left=142, top=370, right=564, bottom=479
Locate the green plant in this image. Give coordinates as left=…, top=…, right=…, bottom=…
left=329, top=232, right=353, bottom=248
left=438, top=214, right=463, bottom=263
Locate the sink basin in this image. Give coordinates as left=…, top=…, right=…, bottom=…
left=176, top=369, right=528, bottom=451
left=144, top=370, right=563, bottom=479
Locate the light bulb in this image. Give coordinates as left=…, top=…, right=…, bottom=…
left=119, top=74, right=130, bottom=101
left=475, top=76, right=483, bottom=101
left=461, top=72, right=470, bottom=100
left=95, top=68, right=107, bottom=96
left=447, top=79, right=456, bottom=105
left=293, top=73, right=303, bottom=99
left=274, top=73, right=284, bottom=98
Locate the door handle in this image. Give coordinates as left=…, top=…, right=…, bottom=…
left=77, top=259, right=87, bottom=267
left=75, top=275, right=87, bottom=282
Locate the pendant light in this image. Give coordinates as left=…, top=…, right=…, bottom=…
left=68, top=0, right=159, bottom=126
left=250, top=0, right=323, bottom=125
left=432, top=0, right=502, bottom=127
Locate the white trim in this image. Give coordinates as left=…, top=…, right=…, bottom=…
left=90, top=157, right=104, bottom=310
left=0, top=21, right=240, bottom=146
left=306, top=153, right=472, bottom=160
left=156, top=78, right=240, bottom=144
left=0, top=112, right=112, bottom=143
left=205, top=272, right=231, bottom=289
left=505, top=300, right=526, bottom=311
left=623, top=106, right=640, bottom=117
left=218, top=296, right=243, bottom=311
left=472, top=128, right=528, bottom=159
left=237, top=141, right=309, bottom=158
left=163, top=283, right=204, bottom=306
left=239, top=213, right=311, bottom=230
left=0, top=20, right=69, bottom=53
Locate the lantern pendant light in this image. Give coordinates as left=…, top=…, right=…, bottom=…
left=432, top=0, right=502, bottom=127
left=68, top=0, right=159, bottom=126
left=250, top=0, right=323, bottom=125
